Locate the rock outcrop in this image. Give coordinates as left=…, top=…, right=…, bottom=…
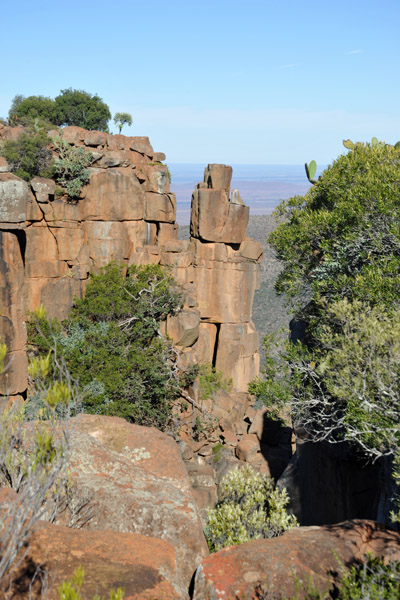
left=54, top=414, right=208, bottom=592
left=192, top=520, right=400, bottom=599
left=0, top=127, right=262, bottom=405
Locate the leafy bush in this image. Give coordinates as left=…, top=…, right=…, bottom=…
left=198, top=363, right=232, bottom=400
left=270, top=143, right=400, bottom=308
left=1, top=128, right=52, bottom=180
left=28, top=263, right=184, bottom=430
left=205, top=464, right=297, bottom=552
left=289, top=299, right=400, bottom=459
left=249, top=332, right=291, bottom=420
left=55, top=88, right=111, bottom=131
left=52, top=135, right=94, bottom=198
left=8, top=94, right=59, bottom=127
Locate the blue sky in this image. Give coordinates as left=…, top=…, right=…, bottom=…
left=1, top=0, right=399, bottom=164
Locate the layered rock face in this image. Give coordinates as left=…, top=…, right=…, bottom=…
left=0, top=128, right=262, bottom=402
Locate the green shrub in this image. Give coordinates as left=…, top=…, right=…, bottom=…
left=205, top=464, right=297, bottom=552
left=248, top=332, right=291, bottom=420
left=198, top=363, right=232, bottom=400
left=28, top=263, right=184, bottom=430
left=52, top=135, right=94, bottom=198
left=1, top=128, right=52, bottom=181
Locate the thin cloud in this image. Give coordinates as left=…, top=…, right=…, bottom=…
left=347, top=49, right=363, bottom=55
left=279, top=63, right=297, bottom=69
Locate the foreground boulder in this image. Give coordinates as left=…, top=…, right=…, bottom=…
left=4, top=520, right=184, bottom=600
left=192, top=520, right=400, bottom=599
left=55, top=414, right=208, bottom=591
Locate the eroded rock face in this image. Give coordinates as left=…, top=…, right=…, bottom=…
left=56, top=414, right=208, bottom=590
left=192, top=520, right=400, bottom=600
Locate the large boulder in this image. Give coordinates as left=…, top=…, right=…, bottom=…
left=56, top=414, right=208, bottom=590
left=2, top=519, right=185, bottom=600
left=0, top=173, right=32, bottom=224
left=190, top=187, right=249, bottom=244
left=192, top=520, right=400, bottom=600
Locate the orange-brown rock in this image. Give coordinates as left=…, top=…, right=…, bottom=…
left=130, top=136, right=154, bottom=156
left=145, top=191, right=176, bottom=222
left=166, top=308, right=200, bottom=347
left=83, top=129, right=107, bottom=147
left=0, top=230, right=27, bottom=395
left=158, top=222, right=178, bottom=244
left=137, top=164, right=170, bottom=194
left=235, top=433, right=260, bottom=462
left=192, top=323, right=218, bottom=364
left=203, top=163, right=232, bottom=195
left=83, top=169, right=145, bottom=221
left=215, top=321, right=260, bottom=392
left=84, top=221, right=130, bottom=267
left=195, top=255, right=260, bottom=324
left=55, top=414, right=208, bottom=589
left=191, top=187, right=249, bottom=243
left=192, top=520, right=400, bottom=600
left=61, top=126, right=87, bottom=145
left=3, top=519, right=185, bottom=600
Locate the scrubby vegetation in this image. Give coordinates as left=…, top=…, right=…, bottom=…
left=28, top=263, right=185, bottom=430
left=205, top=464, right=297, bottom=552
left=251, top=140, right=400, bottom=519
left=1, top=125, right=52, bottom=181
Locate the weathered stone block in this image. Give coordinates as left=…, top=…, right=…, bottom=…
left=25, top=225, right=58, bottom=262
left=192, top=323, right=218, bottom=364
left=0, top=173, right=31, bottom=223
left=96, top=150, right=131, bottom=168
left=138, top=164, right=170, bottom=194
left=190, top=188, right=249, bottom=243
left=145, top=192, right=176, bottom=223
left=215, top=321, right=260, bottom=392
left=195, top=260, right=259, bottom=323
left=31, top=176, right=55, bottom=196
left=158, top=222, right=178, bottom=244
left=51, top=226, right=85, bottom=261
left=83, top=169, right=145, bottom=221
left=130, top=136, right=154, bottom=156
left=204, top=163, right=232, bottom=194
left=125, top=220, right=157, bottom=253
left=83, top=130, right=107, bottom=147
left=166, top=308, right=200, bottom=347
left=84, top=221, right=130, bottom=267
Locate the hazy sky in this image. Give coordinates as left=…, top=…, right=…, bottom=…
left=1, top=0, right=399, bottom=164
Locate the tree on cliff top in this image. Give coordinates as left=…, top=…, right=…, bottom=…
left=7, top=89, right=111, bottom=132
left=113, top=112, right=133, bottom=134
left=54, top=89, right=111, bottom=131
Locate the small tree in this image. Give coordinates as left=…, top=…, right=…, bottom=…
left=113, top=112, right=133, bottom=134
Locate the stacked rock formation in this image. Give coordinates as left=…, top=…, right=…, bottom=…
left=0, top=126, right=262, bottom=409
